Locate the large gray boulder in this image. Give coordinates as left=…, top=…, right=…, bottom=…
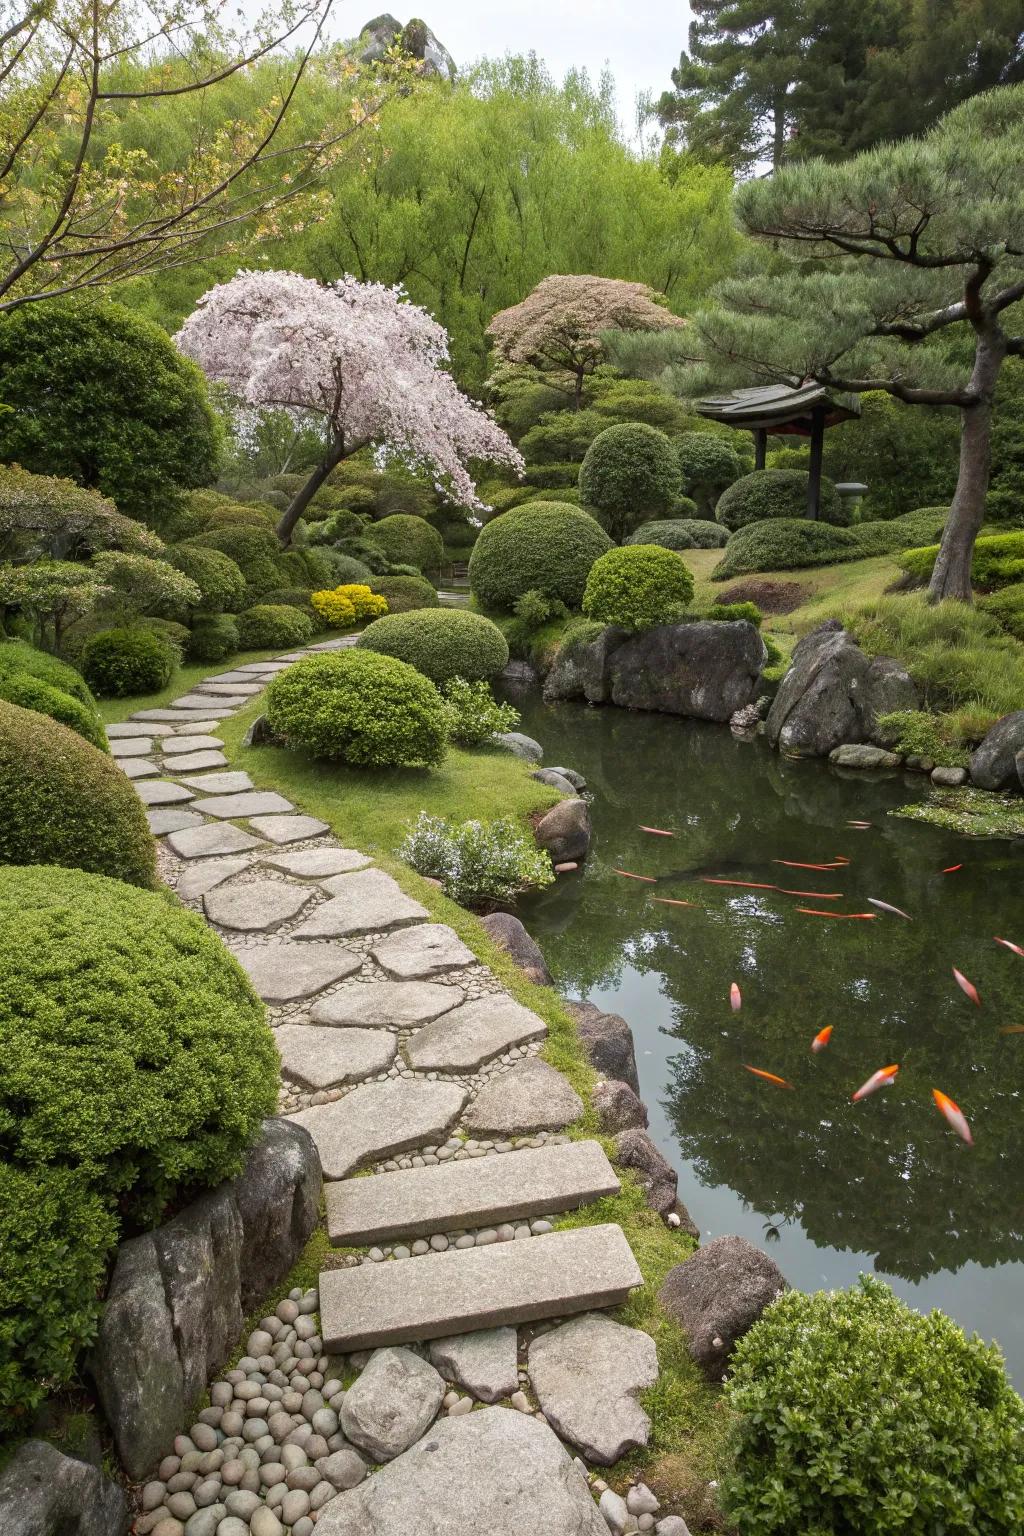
left=767, top=621, right=918, bottom=756
left=91, top=1119, right=321, bottom=1480
left=613, top=1129, right=679, bottom=1218
left=479, top=911, right=553, bottom=985
left=544, top=626, right=625, bottom=704
left=593, top=1078, right=649, bottom=1133
left=0, top=1440, right=129, bottom=1536
left=357, top=14, right=457, bottom=78
left=535, top=798, right=591, bottom=862
left=566, top=1001, right=639, bottom=1094
left=315, top=1406, right=608, bottom=1534
left=340, top=1347, right=445, bottom=1462
left=970, top=710, right=1024, bottom=790
left=659, top=1235, right=788, bottom=1381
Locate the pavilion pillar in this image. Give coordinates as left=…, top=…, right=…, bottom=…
left=753, top=428, right=767, bottom=470
left=807, top=406, right=826, bottom=520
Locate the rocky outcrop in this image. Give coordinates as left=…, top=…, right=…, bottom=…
left=567, top=1001, right=640, bottom=1094
left=91, top=1119, right=321, bottom=1480
left=766, top=621, right=918, bottom=757
left=479, top=911, right=553, bottom=985
left=0, top=1440, right=129, bottom=1536
left=659, top=1235, right=788, bottom=1381
left=357, top=14, right=457, bottom=78
left=494, top=730, right=543, bottom=762
left=535, top=798, right=592, bottom=862
left=613, top=1129, right=680, bottom=1218
left=593, top=1078, right=649, bottom=1133
left=545, top=621, right=765, bottom=722
left=969, top=710, right=1024, bottom=790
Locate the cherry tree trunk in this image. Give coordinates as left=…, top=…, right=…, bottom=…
left=927, top=334, right=1005, bottom=604
left=276, top=438, right=349, bottom=547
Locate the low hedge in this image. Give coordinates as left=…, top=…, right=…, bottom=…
left=369, top=574, right=439, bottom=613
left=236, top=604, right=315, bottom=649
left=583, top=545, right=695, bottom=632
left=265, top=650, right=448, bottom=767
left=0, top=640, right=105, bottom=747
left=0, top=699, right=156, bottom=885
left=899, top=530, right=1024, bottom=591
left=713, top=519, right=859, bottom=579
left=186, top=613, right=240, bottom=662
left=81, top=626, right=176, bottom=697
left=0, top=639, right=93, bottom=705
left=365, top=514, right=444, bottom=577
left=357, top=608, right=509, bottom=684
left=716, top=469, right=845, bottom=531
left=469, top=502, right=612, bottom=612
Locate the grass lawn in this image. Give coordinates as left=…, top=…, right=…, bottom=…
left=95, top=647, right=286, bottom=724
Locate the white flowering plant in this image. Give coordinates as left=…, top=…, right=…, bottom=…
left=399, top=812, right=554, bottom=910
left=441, top=677, right=520, bottom=746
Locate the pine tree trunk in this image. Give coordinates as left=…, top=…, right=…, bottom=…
left=276, top=438, right=348, bottom=547
left=927, top=334, right=1005, bottom=604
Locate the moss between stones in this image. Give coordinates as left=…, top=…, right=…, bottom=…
left=892, top=786, right=1024, bottom=838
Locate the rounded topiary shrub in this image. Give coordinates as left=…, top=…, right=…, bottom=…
left=186, top=613, right=240, bottom=662
left=236, top=604, right=315, bottom=649
left=713, top=519, right=859, bottom=580
left=627, top=519, right=697, bottom=551
left=676, top=431, right=743, bottom=515
left=0, top=671, right=107, bottom=751
left=357, top=608, right=509, bottom=684
left=187, top=524, right=285, bottom=600
left=469, top=502, right=613, bottom=613
left=369, top=574, right=440, bottom=613
left=0, top=639, right=94, bottom=705
left=716, top=468, right=845, bottom=531
left=165, top=543, right=246, bottom=613
left=0, top=699, right=155, bottom=885
left=265, top=650, right=448, bottom=767
left=722, top=1276, right=1024, bottom=1535
left=365, top=514, right=445, bottom=577
left=674, top=518, right=729, bottom=549
left=81, top=626, right=176, bottom=697
left=583, top=544, right=695, bottom=632
left=579, top=423, right=682, bottom=542
left=322, top=552, right=374, bottom=585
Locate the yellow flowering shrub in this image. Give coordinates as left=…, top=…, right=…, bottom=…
left=312, top=584, right=389, bottom=628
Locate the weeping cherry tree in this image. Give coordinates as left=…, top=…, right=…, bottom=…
left=176, top=271, right=524, bottom=545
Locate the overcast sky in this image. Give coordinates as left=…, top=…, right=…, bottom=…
left=349, top=3, right=693, bottom=134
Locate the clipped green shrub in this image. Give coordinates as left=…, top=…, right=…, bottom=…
left=579, top=423, right=682, bottom=541
left=441, top=677, right=520, bottom=746
left=716, top=468, right=844, bottom=531
left=518, top=409, right=607, bottom=464
left=469, top=502, right=612, bottom=613
left=850, top=506, right=949, bottom=557
left=368, top=574, right=439, bottom=613
left=482, top=486, right=536, bottom=516
left=236, top=604, right=315, bottom=649
left=722, top=1275, right=1024, bottom=1536
left=357, top=608, right=509, bottom=685
left=0, top=639, right=93, bottom=704
left=188, top=524, right=285, bottom=601
left=899, top=530, right=1024, bottom=591
left=675, top=518, right=729, bottom=548
left=676, top=431, right=743, bottom=516
left=186, top=613, right=240, bottom=662
left=523, top=461, right=582, bottom=490
left=322, top=552, right=374, bottom=584
left=0, top=672, right=107, bottom=750
left=627, top=519, right=696, bottom=551
left=365, top=514, right=444, bottom=577
left=0, top=700, right=155, bottom=885
left=583, top=545, right=694, bottom=632
left=400, top=811, right=554, bottom=909
left=713, top=519, right=858, bottom=580
left=265, top=650, right=448, bottom=767
left=306, top=510, right=369, bottom=547
left=980, top=582, right=1024, bottom=640
left=141, top=617, right=190, bottom=660
left=706, top=600, right=763, bottom=627
left=513, top=588, right=569, bottom=632
left=81, top=626, right=176, bottom=697
left=165, top=544, right=246, bottom=613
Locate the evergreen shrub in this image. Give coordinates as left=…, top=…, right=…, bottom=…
left=265, top=651, right=448, bottom=767
left=583, top=545, right=694, bottom=632
left=469, top=502, right=612, bottom=612
left=81, top=626, right=176, bottom=697
left=369, top=575, right=439, bottom=613
left=236, top=604, right=315, bottom=649
left=579, top=423, right=682, bottom=540
left=357, top=608, right=509, bottom=684
left=716, top=469, right=844, bottom=531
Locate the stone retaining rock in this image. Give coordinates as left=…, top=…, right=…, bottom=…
left=932, top=765, right=968, bottom=787
left=829, top=743, right=902, bottom=770
left=659, top=1234, right=788, bottom=1381
left=533, top=767, right=579, bottom=795
left=613, top=1129, right=680, bottom=1218
left=479, top=912, right=553, bottom=985
left=339, top=1348, right=444, bottom=1461
left=535, top=798, right=592, bottom=862
left=567, top=1002, right=640, bottom=1095
left=494, top=730, right=543, bottom=762
left=766, top=621, right=918, bottom=757
left=593, top=1079, right=649, bottom=1133
left=969, top=710, right=1024, bottom=790
left=0, top=1440, right=129, bottom=1536
left=91, top=1119, right=321, bottom=1480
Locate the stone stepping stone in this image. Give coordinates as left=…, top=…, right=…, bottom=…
left=274, top=651, right=312, bottom=662
left=528, top=1314, right=658, bottom=1465
left=311, top=1407, right=609, bottom=1536
left=203, top=878, right=314, bottom=931
left=236, top=661, right=293, bottom=673
left=119, top=758, right=159, bottom=780
left=428, top=1329, right=518, bottom=1404
left=191, top=790, right=294, bottom=819
left=196, top=681, right=264, bottom=696
left=147, top=808, right=205, bottom=836
left=265, top=847, right=370, bottom=878
left=371, top=924, right=475, bottom=979
left=109, top=737, right=153, bottom=757
left=325, top=1140, right=619, bottom=1247
left=166, top=823, right=264, bottom=860
left=170, top=693, right=247, bottom=710
left=204, top=669, right=270, bottom=683
left=275, top=1024, right=398, bottom=1090
left=311, top=980, right=461, bottom=1030
left=136, top=779, right=194, bottom=806
left=176, top=855, right=254, bottom=901
left=340, top=1348, right=444, bottom=1464
left=171, top=718, right=225, bottom=733
left=156, top=735, right=223, bottom=754
left=132, top=709, right=227, bottom=723
left=291, top=870, right=427, bottom=939
left=233, top=938, right=361, bottom=1002
left=178, top=771, right=254, bottom=793
left=289, top=1079, right=468, bottom=1180
left=318, top=1223, right=642, bottom=1352
left=107, top=721, right=174, bottom=738
left=247, top=813, right=331, bottom=844
left=463, top=1059, right=583, bottom=1136
left=161, top=750, right=229, bottom=774
left=405, top=996, right=547, bottom=1073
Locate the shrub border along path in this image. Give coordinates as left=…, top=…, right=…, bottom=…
left=110, top=643, right=724, bottom=1532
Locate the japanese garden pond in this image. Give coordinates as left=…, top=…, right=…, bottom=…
left=508, top=688, right=1024, bottom=1380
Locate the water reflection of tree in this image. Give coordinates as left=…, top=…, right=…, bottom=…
left=516, top=695, right=1024, bottom=1282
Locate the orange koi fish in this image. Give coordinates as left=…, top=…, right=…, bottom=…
left=639, top=825, right=674, bottom=836
left=650, top=896, right=695, bottom=908
left=943, top=864, right=963, bottom=873
left=867, top=898, right=912, bottom=920
left=999, top=1025, right=1024, bottom=1035
left=613, top=868, right=657, bottom=883
left=701, top=877, right=777, bottom=890
left=730, top=982, right=742, bottom=1012
left=847, top=820, right=873, bottom=828
left=774, top=859, right=847, bottom=871
left=796, top=909, right=876, bottom=920
left=852, top=1064, right=899, bottom=1102
left=811, top=1026, right=833, bottom=1053
left=743, top=1065, right=794, bottom=1089
left=952, top=967, right=981, bottom=1007
left=932, top=1088, right=973, bottom=1146
left=995, top=936, right=1024, bottom=957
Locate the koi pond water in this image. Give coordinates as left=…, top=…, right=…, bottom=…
left=509, top=689, right=1024, bottom=1380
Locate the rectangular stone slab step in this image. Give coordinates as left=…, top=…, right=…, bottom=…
left=325, top=1140, right=620, bottom=1246
left=319, top=1223, right=642, bottom=1351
